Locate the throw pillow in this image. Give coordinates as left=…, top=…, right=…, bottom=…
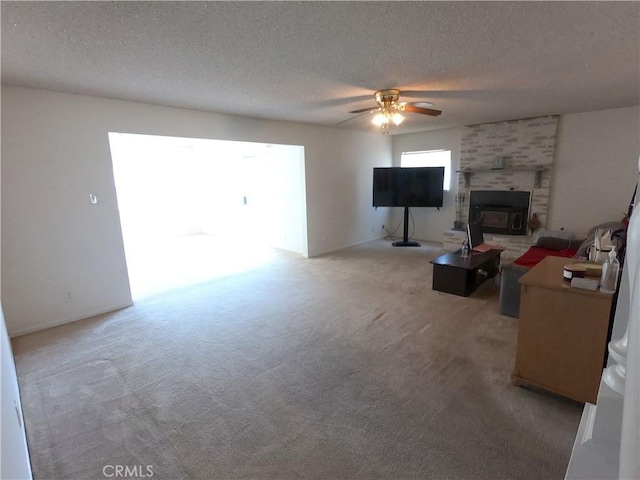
left=532, top=229, right=574, bottom=243
left=535, top=236, right=573, bottom=251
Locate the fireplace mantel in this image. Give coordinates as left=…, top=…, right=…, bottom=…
left=456, top=166, right=549, bottom=188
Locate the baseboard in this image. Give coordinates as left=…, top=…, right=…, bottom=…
left=309, top=236, right=445, bottom=258
left=10, top=301, right=134, bottom=338
left=309, top=236, right=385, bottom=257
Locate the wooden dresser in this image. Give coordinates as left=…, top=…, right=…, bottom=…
left=512, top=256, right=613, bottom=403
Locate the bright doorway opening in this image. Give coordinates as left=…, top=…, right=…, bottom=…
left=108, top=133, right=307, bottom=299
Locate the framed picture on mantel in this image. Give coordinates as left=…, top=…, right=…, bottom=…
left=491, top=157, right=506, bottom=170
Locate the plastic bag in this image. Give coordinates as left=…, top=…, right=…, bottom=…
left=588, top=229, right=615, bottom=263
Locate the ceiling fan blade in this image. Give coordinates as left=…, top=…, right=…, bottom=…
left=403, top=104, right=442, bottom=116
left=349, top=106, right=379, bottom=114
left=401, top=90, right=452, bottom=97
left=401, top=89, right=485, bottom=99
left=406, top=101, right=434, bottom=108
left=336, top=111, right=372, bottom=126
left=323, top=94, right=374, bottom=108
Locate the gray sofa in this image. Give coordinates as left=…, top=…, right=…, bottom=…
left=499, top=263, right=530, bottom=318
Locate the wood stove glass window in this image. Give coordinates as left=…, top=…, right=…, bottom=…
left=481, top=211, right=509, bottom=229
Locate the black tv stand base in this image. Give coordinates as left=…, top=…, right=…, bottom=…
left=392, top=240, right=421, bottom=247
left=392, top=207, right=421, bottom=248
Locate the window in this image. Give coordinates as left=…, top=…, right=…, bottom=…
left=400, top=150, right=451, bottom=191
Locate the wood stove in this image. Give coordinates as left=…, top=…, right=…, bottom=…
left=469, top=190, right=530, bottom=235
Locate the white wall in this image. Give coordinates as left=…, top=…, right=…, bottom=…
left=1, top=86, right=391, bottom=336
left=255, top=144, right=307, bottom=254
left=0, top=86, right=33, bottom=477
left=391, top=127, right=463, bottom=243
left=549, top=106, right=640, bottom=238
left=1, top=307, right=32, bottom=479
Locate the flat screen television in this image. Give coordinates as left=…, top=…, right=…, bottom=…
left=373, top=167, right=444, bottom=208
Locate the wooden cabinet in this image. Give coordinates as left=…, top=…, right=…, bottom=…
left=512, top=256, right=613, bottom=403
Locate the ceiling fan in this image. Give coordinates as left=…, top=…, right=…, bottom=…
left=339, top=89, right=442, bottom=133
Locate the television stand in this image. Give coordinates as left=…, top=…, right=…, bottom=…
left=393, top=241, right=421, bottom=247
left=393, top=207, right=420, bottom=247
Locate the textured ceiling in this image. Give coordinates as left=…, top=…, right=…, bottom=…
left=2, top=1, right=639, bottom=134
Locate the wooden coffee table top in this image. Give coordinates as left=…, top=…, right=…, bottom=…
left=431, top=249, right=501, bottom=270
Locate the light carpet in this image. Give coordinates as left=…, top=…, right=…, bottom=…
left=12, top=240, right=582, bottom=479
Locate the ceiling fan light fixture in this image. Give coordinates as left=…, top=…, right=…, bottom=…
left=391, top=112, right=404, bottom=125
left=372, top=110, right=404, bottom=128
left=372, top=112, right=388, bottom=127
left=342, top=88, right=442, bottom=131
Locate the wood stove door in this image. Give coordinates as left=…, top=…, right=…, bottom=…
left=471, top=206, right=528, bottom=235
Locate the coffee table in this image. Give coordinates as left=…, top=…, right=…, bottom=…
left=431, top=250, right=502, bottom=297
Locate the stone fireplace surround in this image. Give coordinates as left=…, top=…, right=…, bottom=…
left=443, top=116, right=559, bottom=260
